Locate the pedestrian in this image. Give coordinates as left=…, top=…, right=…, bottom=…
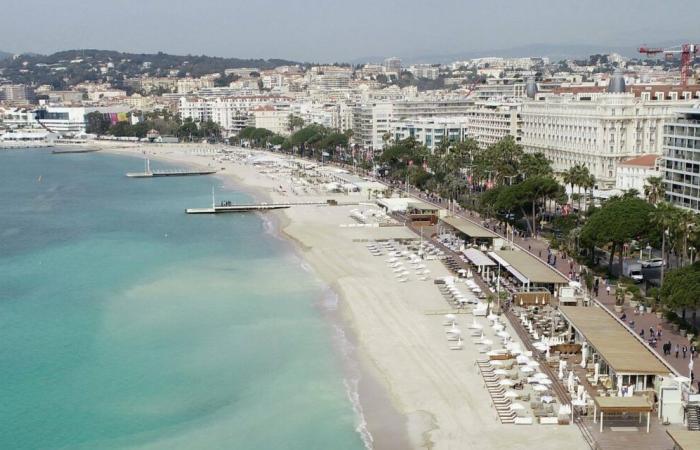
left=664, top=342, right=670, bottom=355
left=606, top=285, right=611, bottom=295
left=676, top=344, right=680, bottom=358
left=640, top=329, right=645, bottom=338
left=538, top=250, right=542, bottom=258
left=570, top=261, right=574, bottom=270
left=692, top=345, right=697, bottom=358
left=683, top=345, right=688, bottom=359
left=649, top=327, right=654, bottom=337
left=528, top=244, right=531, bottom=251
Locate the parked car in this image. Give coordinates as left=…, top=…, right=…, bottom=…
left=629, top=269, right=644, bottom=283
left=641, top=258, right=665, bottom=268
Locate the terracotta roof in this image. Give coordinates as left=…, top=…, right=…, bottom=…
left=619, top=154, right=658, bottom=168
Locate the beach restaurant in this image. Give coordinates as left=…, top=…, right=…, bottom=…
left=560, top=306, right=671, bottom=392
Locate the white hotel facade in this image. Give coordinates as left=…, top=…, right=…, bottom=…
left=520, top=93, right=692, bottom=187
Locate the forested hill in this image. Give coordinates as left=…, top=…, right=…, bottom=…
left=0, top=49, right=300, bottom=88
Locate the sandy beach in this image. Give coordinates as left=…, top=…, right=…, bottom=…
left=98, top=142, right=590, bottom=450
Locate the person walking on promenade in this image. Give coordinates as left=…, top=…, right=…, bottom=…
left=676, top=344, right=680, bottom=358
left=606, top=285, right=611, bottom=296
left=683, top=345, right=688, bottom=359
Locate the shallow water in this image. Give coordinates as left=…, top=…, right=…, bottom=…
left=0, top=149, right=366, bottom=450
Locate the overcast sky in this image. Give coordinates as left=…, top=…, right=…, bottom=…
left=2, top=0, right=699, bottom=62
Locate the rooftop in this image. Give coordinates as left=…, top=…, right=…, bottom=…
left=492, top=249, right=569, bottom=285
left=619, top=154, right=658, bottom=168
left=593, top=395, right=653, bottom=413
left=440, top=216, right=499, bottom=239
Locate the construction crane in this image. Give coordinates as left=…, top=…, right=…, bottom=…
left=639, top=43, right=699, bottom=86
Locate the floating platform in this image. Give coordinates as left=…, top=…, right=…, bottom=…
left=126, top=169, right=217, bottom=178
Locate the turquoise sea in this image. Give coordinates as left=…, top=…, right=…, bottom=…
left=0, top=149, right=367, bottom=450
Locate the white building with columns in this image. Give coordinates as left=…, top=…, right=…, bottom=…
left=521, top=93, right=692, bottom=187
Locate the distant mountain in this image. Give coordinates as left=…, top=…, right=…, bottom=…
left=354, top=39, right=700, bottom=65
left=0, top=50, right=12, bottom=60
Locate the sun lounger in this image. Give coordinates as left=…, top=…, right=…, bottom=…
left=514, top=417, right=533, bottom=425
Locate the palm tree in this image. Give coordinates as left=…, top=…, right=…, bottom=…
left=584, top=174, right=596, bottom=212
left=644, top=176, right=665, bottom=205
left=649, top=202, right=679, bottom=269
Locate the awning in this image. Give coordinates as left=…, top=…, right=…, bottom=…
left=463, top=248, right=496, bottom=266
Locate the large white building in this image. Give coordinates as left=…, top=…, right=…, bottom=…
left=521, top=91, right=694, bottom=187
left=392, top=117, right=469, bottom=151
left=353, top=102, right=393, bottom=149
left=466, top=101, right=522, bottom=148
left=664, top=105, right=700, bottom=211
left=178, top=95, right=292, bottom=134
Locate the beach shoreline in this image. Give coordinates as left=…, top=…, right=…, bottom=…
left=98, top=142, right=590, bottom=450
left=99, top=143, right=413, bottom=449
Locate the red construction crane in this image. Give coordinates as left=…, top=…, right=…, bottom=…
left=639, top=43, right=699, bottom=86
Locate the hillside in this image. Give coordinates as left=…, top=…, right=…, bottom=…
left=0, top=49, right=300, bottom=88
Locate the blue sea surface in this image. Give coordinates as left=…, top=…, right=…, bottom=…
left=0, top=149, right=366, bottom=450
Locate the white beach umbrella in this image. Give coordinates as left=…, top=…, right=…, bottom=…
left=499, top=379, right=515, bottom=386
left=504, top=390, right=519, bottom=398
left=520, top=366, right=535, bottom=373
left=533, top=384, right=549, bottom=392
left=490, top=360, right=505, bottom=367
left=510, top=403, right=525, bottom=411
left=494, top=369, right=508, bottom=375
left=538, top=378, right=553, bottom=385
left=533, top=372, right=548, bottom=379
left=527, top=360, right=540, bottom=367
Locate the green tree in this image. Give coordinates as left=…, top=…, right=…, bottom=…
left=581, top=197, right=654, bottom=274
left=660, top=263, right=700, bottom=320
left=520, top=152, right=553, bottom=179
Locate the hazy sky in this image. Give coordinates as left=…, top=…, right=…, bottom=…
left=3, top=0, right=699, bottom=61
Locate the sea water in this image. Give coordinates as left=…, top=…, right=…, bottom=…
left=0, top=149, right=367, bottom=450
